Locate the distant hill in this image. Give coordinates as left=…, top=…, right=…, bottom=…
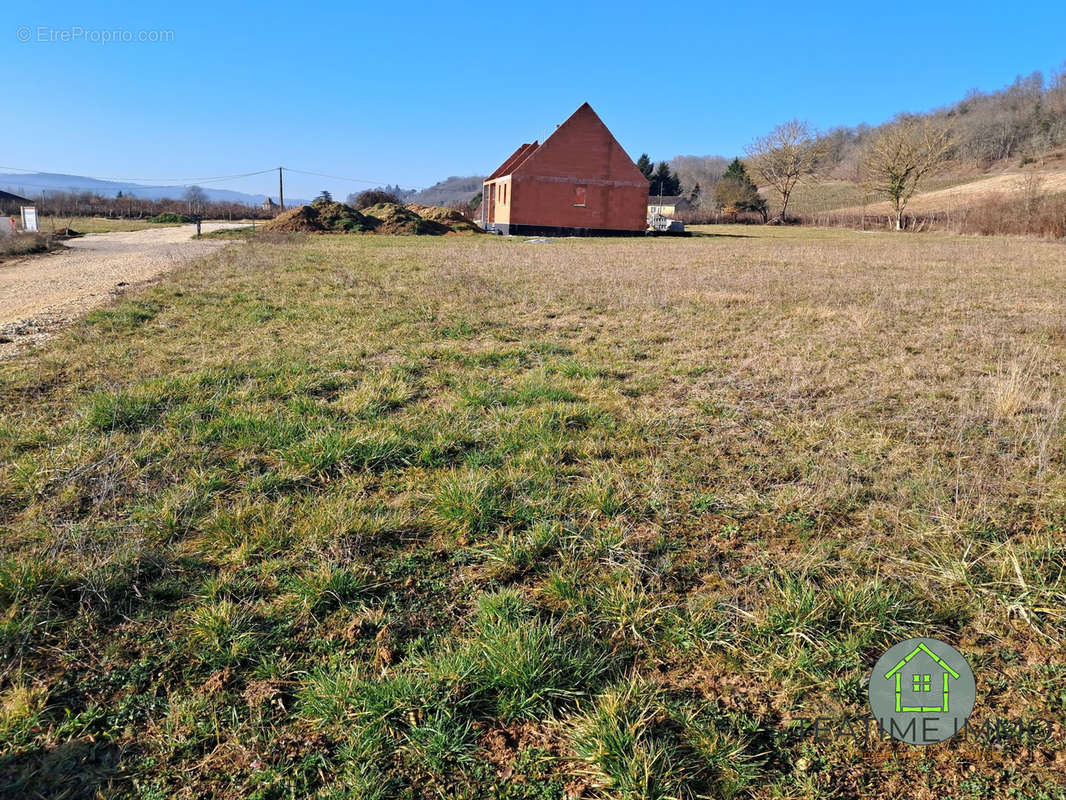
left=409, top=176, right=484, bottom=207
left=0, top=172, right=309, bottom=206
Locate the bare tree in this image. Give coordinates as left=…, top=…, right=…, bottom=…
left=745, top=119, right=823, bottom=221
left=862, top=119, right=952, bottom=230
left=183, top=185, right=208, bottom=215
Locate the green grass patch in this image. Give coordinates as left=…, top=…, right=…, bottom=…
left=2, top=229, right=1063, bottom=797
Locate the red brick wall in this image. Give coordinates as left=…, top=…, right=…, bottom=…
left=504, top=104, right=649, bottom=232
left=510, top=176, right=646, bottom=231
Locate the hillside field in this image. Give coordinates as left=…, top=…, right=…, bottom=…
left=777, top=154, right=1066, bottom=220
left=1, top=228, right=1065, bottom=799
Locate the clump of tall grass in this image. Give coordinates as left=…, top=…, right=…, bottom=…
left=185, top=599, right=258, bottom=666
left=282, top=562, right=375, bottom=617
left=448, top=590, right=617, bottom=720
left=989, top=359, right=1037, bottom=420
left=300, top=590, right=621, bottom=753
left=432, top=470, right=508, bottom=540
left=569, top=678, right=758, bottom=800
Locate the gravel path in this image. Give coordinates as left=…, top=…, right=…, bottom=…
left=0, top=223, right=242, bottom=358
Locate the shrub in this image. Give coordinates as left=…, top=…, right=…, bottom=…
left=352, top=189, right=401, bottom=210
left=148, top=212, right=192, bottom=223
left=955, top=189, right=1066, bottom=238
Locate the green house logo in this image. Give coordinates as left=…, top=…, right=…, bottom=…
left=868, top=637, right=976, bottom=745
left=884, top=641, right=959, bottom=713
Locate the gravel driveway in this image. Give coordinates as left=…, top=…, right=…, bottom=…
left=0, top=222, right=242, bottom=358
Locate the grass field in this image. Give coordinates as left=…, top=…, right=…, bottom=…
left=31, top=217, right=254, bottom=234
left=32, top=217, right=181, bottom=234
left=1, top=227, right=1064, bottom=799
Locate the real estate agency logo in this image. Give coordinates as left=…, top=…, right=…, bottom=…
left=868, top=637, right=976, bottom=745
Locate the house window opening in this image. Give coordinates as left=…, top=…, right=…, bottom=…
left=913, top=674, right=931, bottom=691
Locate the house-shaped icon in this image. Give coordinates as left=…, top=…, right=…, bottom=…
left=883, top=642, right=960, bottom=713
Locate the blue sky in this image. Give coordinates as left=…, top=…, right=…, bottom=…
left=5, top=0, right=1066, bottom=199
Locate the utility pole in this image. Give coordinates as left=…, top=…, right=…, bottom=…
left=278, top=167, right=285, bottom=211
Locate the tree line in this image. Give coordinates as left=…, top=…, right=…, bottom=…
left=816, top=69, right=1066, bottom=177
left=640, top=115, right=953, bottom=230
left=20, top=186, right=281, bottom=221
left=640, top=66, right=1066, bottom=230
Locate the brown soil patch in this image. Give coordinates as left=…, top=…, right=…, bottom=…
left=406, top=203, right=480, bottom=233
left=261, top=202, right=376, bottom=233
left=200, top=667, right=232, bottom=695
left=261, top=205, right=326, bottom=233
left=243, top=679, right=286, bottom=709
left=478, top=721, right=568, bottom=779
left=361, top=203, right=448, bottom=235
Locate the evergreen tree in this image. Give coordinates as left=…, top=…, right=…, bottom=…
left=650, top=161, right=681, bottom=197
left=712, top=158, right=767, bottom=221
left=688, top=182, right=702, bottom=206
left=636, top=153, right=654, bottom=182
left=317, top=190, right=333, bottom=203
left=722, top=158, right=750, bottom=184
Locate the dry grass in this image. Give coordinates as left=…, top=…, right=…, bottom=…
left=33, top=216, right=165, bottom=233
left=1, top=226, right=1064, bottom=798
left=779, top=174, right=988, bottom=217
left=35, top=216, right=204, bottom=233
left=836, top=169, right=1066, bottom=217
left=0, top=232, right=57, bottom=260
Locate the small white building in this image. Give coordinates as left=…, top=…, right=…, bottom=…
left=646, top=195, right=690, bottom=218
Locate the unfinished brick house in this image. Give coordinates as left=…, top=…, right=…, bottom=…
left=481, top=103, right=649, bottom=236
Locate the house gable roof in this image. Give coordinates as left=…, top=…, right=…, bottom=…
left=486, top=142, right=538, bottom=182
left=511, top=103, right=647, bottom=185
left=0, top=190, right=32, bottom=204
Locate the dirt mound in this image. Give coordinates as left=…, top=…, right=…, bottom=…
left=361, top=203, right=449, bottom=235
left=312, top=200, right=379, bottom=233
left=262, top=200, right=377, bottom=234
left=261, top=200, right=479, bottom=236
left=406, top=204, right=480, bottom=233
left=261, top=205, right=326, bottom=233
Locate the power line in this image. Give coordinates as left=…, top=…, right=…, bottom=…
left=0, top=165, right=278, bottom=187
left=0, top=164, right=427, bottom=199
left=188, top=169, right=279, bottom=185
left=281, top=167, right=424, bottom=191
